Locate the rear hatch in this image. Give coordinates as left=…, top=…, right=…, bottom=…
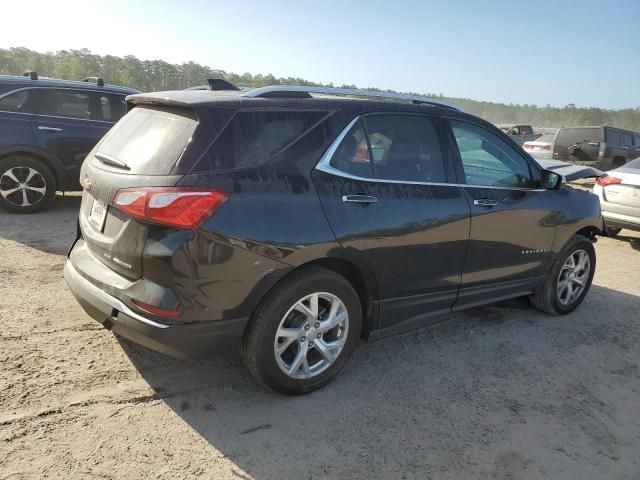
left=602, top=171, right=640, bottom=208
left=78, top=105, right=198, bottom=279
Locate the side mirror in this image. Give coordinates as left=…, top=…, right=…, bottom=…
left=541, top=170, right=562, bottom=189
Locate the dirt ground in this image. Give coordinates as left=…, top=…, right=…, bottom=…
left=1, top=194, right=640, bottom=480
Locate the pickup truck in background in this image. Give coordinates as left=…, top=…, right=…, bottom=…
left=498, top=124, right=542, bottom=145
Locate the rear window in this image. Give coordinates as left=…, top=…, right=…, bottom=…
left=196, top=110, right=327, bottom=171
left=93, top=106, right=197, bottom=174
left=555, top=127, right=602, bottom=146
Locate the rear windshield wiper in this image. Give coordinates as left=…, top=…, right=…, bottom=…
left=94, top=152, right=130, bottom=170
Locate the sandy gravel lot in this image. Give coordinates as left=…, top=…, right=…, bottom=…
left=1, top=194, right=640, bottom=479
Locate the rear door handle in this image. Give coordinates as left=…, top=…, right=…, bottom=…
left=37, top=126, right=63, bottom=132
left=473, top=198, right=498, bottom=208
left=342, top=194, right=378, bottom=204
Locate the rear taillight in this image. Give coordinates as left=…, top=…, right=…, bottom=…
left=598, top=141, right=607, bottom=157
left=523, top=143, right=532, bottom=149
left=597, top=175, right=622, bottom=187
left=541, top=144, right=551, bottom=150
left=113, top=187, right=228, bottom=229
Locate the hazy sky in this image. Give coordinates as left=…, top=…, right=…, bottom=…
left=2, top=0, right=638, bottom=109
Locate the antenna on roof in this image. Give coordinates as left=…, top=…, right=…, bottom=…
left=207, top=78, right=240, bottom=91
left=23, top=71, right=38, bottom=80
left=83, top=77, right=105, bottom=87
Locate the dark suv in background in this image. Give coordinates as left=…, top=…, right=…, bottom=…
left=0, top=72, right=139, bottom=212
left=65, top=84, right=604, bottom=395
left=553, top=126, right=640, bottom=171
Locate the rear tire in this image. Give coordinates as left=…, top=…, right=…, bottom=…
left=606, top=227, right=622, bottom=237
left=0, top=156, right=56, bottom=213
left=529, top=234, right=596, bottom=315
left=241, top=266, right=362, bottom=395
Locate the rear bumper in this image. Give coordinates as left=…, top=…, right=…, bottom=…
left=602, top=211, right=640, bottom=232
left=64, top=259, right=247, bottom=358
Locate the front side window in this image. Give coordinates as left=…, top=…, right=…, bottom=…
left=0, top=90, right=35, bottom=113
left=40, top=90, right=91, bottom=119
left=451, top=120, right=534, bottom=188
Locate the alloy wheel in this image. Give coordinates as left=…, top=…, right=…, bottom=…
left=0, top=166, right=47, bottom=207
left=274, top=292, right=349, bottom=379
left=556, top=249, right=590, bottom=306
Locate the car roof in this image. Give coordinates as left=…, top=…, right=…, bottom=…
left=0, top=75, right=140, bottom=95
left=127, top=87, right=465, bottom=116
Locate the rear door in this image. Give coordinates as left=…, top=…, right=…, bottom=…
left=445, top=119, right=557, bottom=308
left=314, top=113, right=470, bottom=329
left=32, top=89, right=114, bottom=189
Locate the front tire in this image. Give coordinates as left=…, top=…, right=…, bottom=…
left=530, top=234, right=596, bottom=315
left=606, top=227, right=622, bottom=237
left=0, top=156, right=56, bottom=213
left=241, top=266, right=362, bottom=395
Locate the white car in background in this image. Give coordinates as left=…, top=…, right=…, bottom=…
left=523, top=134, right=555, bottom=160
left=593, top=157, right=640, bottom=236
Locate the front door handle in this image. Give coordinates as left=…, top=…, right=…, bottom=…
left=473, top=198, right=498, bottom=208
left=342, top=194, right=378, bottom=204
left=37, top=126, right=63, bottom=132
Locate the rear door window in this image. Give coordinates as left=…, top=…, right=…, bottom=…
left=623, top=134, right=633, bottom=147
left=606, top=130, right=622, bottom=145
left=364, top=115, right=447, bottom=183
left=40, top=90, right=91, bottom=119
left=199, top=110, right=327, bottom=171
left=92, top=106, right=198, bottom=174
left=329, top=120, right=373, bottom=178
left=93, top=94, right=126, bottom=122
left=451, top=120, right=534, bottom=188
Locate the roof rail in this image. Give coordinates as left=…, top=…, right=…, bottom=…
left=23, top=71, right=38, bottom=80
left=83, top=77, right=105, bottom=87
left=243, top=85, right=461, bottom=110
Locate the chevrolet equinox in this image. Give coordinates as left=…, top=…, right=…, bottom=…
left=65, top=82, right=604, bottom=394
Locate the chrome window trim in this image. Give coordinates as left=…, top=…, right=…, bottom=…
left=315, top=115, right=548, bottom=192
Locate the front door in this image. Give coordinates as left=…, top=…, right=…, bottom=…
left=445, top=119, right=557, bottom=308
left=313, top=113, right=470, bottom=330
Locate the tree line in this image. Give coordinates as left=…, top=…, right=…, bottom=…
left=1, top=47, right=639, bottom=131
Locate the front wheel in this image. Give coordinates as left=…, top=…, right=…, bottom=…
left=241, top=266, right=362, bottom=395
left=606, top=227, right=622, bottom=237
left=529, top=234, right=596, bottom=315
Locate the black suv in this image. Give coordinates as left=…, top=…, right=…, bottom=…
left=0, top=72, right=139, bottom=212
left=64, top=84, right=603, bottom=394
left=553, top=126, right=640, bottom=171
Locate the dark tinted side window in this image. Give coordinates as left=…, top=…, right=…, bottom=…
left=606, top=130, right=622, bottom=145
left=201, top=110, right=327, bottom=170
left=635, top=135, right=640, bottom=147
left=0, top=89, right=38, bottom=113
left=623, top=134, right=633, bottom=147
left=519, top=125, right=533, bottom=135
left=329, top=120, right=373, bottom=178
left=364, top=115, right=447, bottom=183
left=40, top=90, right=91, bottom=119
left=94, top=94, right=126, bottom=122
left=555, top=127, right=602, bottom=146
